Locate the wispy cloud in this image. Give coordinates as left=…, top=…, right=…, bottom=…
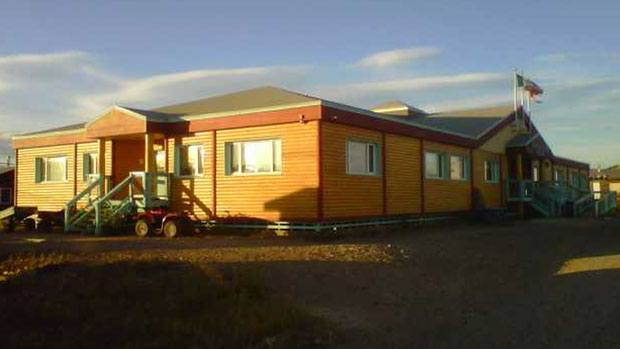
left=537, top=52, right=620, bottom=63
left=0, top=51, right=312, bottom=159
left=421, top=93, right=512, bottom=112
left=316, top=72, right=508, bottom=105
left=354, top=46, right=441, bottom=69
left=1, top=49, right=618, bottom=167
left=75, top=65, right=311, bottom=115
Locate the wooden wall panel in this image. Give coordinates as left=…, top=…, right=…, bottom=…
left=385, top=134, right=422, bottom=215
left=322, top=123, right=383, bottom=219
left=423, top=141, right=471, bottom=213
left=16, top=144, right=75, bottom=212
left=105, top=140, right=113, bottom=177
left=167, top=132, right=213, bottom=220
left=473, top=149, right=503, bottom=209
left=215, top=122, right=319, bottom=221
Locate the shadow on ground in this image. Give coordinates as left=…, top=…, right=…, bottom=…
left=2, top=218, right=620, bottom=348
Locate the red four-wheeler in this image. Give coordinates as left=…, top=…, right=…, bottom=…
left=133, top=208, right=193, bottom=238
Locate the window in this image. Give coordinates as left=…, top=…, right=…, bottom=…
left=580, top=174, right=588, bottom=189
left=346, top=140, right=378, bottom=175
left=450, top=155, right=467, bottom=180
left=485, top=160, right=500, bottom=183
left=425, top=152, right=444, bottom=179
left=155, top=150, right=166, bottom=173
left=82, top=153, right=99, bottom=181
left=0, top=188, right=10, bottom=204
left=571, top=172, right=580, bottom=187
left=176, top=145, right=204, bottom=176
left=35, top=156, right=67, bottom=183
left=226, top=139, right=281, bottom=175
left=533, top=165, right=539, bottom=181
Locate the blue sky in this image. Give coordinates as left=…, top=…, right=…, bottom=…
left=0, top=0, right=619, bottom=166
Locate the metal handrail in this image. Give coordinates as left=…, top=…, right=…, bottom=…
left=93, top=173, right=136, bottom=235
left=64, top=175, right=104, bottom=232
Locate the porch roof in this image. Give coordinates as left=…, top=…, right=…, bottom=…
left=506, top=132, right=539, bottom=148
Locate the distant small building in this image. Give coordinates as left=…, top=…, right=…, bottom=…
left=0, top=166, right=15, bottom=209
left=590, top=166, right=620, bottom=201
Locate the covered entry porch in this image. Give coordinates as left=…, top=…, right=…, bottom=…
left=64, top=107, right=178, bottom=233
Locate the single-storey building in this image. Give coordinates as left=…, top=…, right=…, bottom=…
left=10, top=86, right=590, bottom=232
left=0, top=166, right=14, bottom=210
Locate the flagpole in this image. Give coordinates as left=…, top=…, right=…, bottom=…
left=520, top=69, right=525, bottom=111
left=513, top=68, right=518, bottom=115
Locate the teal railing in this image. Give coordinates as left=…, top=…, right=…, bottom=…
left=506, top=179, right=598, bottom=218
left=64, top=172, right=170, bottom=234
left=594, top=191, right=617, bottom=217
left=64, top=174, right=105, bottom=232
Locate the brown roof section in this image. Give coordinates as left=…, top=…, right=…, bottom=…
left=431, top=105, right=514, bottom=118
left=152, top=86, right=318, bottom=116
left=407, top=105, right=513, bottom=138
left=18, top=122, right=86, bottom=137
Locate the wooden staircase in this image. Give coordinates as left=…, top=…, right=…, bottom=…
left=65, top=172, right=169, bottom=234
left=507, top=180, right=605, bottom=218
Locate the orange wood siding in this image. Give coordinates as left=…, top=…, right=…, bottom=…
left=216, top=122, right=319, bottom=221
left=423, top=141, right=471, bottom=213
left=76, top=142, right=99, bottom=208
left=473, top=149, right=503, bottom=209
left=385, top=134, right=422, bottom=215
left=322, top=123, right=383, bottom=219
left=16, top=144, right=75, bottom=212
left=105, top=140, right=112, bottom=177
left=86, top=109, right=146, bottom=138
left=501, top=154, right=508, bottom=206
left=541, top=159, right=553, bottom=181
left=167, top=132, right=213, bottom=220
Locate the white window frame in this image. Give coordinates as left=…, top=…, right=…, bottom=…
left=175, top=144, right=204, bottom=177
left=484, top=160, right=500, bottom=183
left=425, top=151, right=445, bottom=179
left=450, top=155, right=468, bottom=181
left=346, top=139, right=380, bottom=176
left=83, top=152, right=99, bottom=182
left=155, top=150, right=166, bottom=173
left=0, top=188, right=11, bottom=205
left=37, top=156, right=68, bottom=183
left=532, top=164, right=540, bottom=182
left=225, top=138, right=282, bottom=176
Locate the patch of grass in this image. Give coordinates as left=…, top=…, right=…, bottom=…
left=0, top=253, right=330, bottom=348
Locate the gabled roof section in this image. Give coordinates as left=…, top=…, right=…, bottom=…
left=152, top=86, right=319, bottom=116
left=370, top=100, right=427, bottom=117
left=591, top=165, right=620, bottom=180
left=119, top=106, right=181, bottom=122
left=408, top=105, right=513, bottom=138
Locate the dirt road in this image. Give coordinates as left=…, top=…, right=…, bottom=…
left=2, top=218, right=620, bottom=348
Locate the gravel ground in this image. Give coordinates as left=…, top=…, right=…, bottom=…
left=2, top=218, right=620, bottom=348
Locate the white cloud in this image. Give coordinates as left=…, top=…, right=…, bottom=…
left=0, top=51, right=311, bottom=159
left=354, top=46, right=441, bottom=68
left=537, top=52, right=620, bottom=63
left=316, top=72, right=508, bottom=106
left=340, top=72, right=505, bottom=92
left=75, top=65, right=311, bottom=115
left=421, top=93, right=512, bottom=112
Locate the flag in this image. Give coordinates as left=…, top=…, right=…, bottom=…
left=516, top=74, right=524, bottom=87
left=524, top=78, right=543, bottom=97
